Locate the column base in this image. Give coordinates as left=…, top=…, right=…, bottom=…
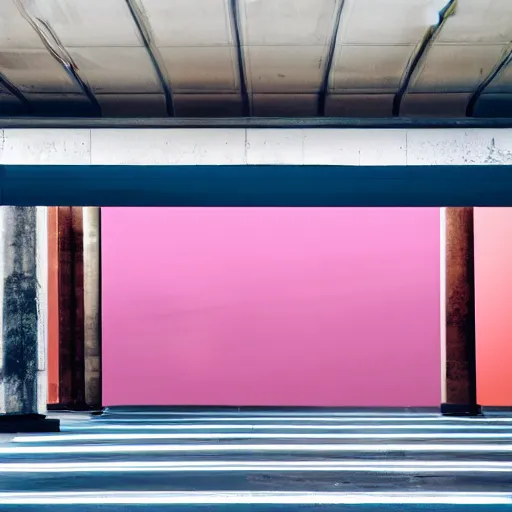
left=47, top=403, right=96, bottom=412
left=0, top=414, right=60, bottom=433
left=441, top=403, right=482, bottom=416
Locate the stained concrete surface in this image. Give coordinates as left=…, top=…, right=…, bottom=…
left=0, top=409, right=511, bottom=511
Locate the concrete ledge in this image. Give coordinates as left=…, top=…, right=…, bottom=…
left=1, top=117, right=512, bottom=128
left=0, top=414, right=60, bottom=433
left=441, top=403, right=482, bottom=416
left=47, top=403, right=98, bottom=412
left=103, top=406, right=440, bottom=414
left=481, top=406, right=512, bottom=413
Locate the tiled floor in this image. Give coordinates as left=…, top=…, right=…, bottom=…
left=0, top=408, right=511, bottom=510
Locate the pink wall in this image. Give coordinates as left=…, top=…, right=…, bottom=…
left=102, top=208, right=441, bottom=407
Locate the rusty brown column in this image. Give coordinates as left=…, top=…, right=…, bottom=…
left=57, top=207, right=86, bottom=409
left=48, top=207, right=102, bottom=411
left=441, top=207, right=480, bottom=416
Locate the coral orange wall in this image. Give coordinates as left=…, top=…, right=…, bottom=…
left=475, top=208, right=512, bottom=406
left=47, top=207, right=59, bottom=404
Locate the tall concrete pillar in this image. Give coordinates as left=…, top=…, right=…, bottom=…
left=83, top=207, right=101, bottom=409
left=0, top=206, right=59, bottom=432
left=441, top=207, right=480, bottom=416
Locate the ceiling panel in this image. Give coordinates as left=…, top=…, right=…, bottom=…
left=245, top=46, right=325, bottom=93
left=13, top=0, right=164, bottom=103
left=407, top=0, right=512, bottom=99
left=251, top=94, right=317, bottom=116
left=0, top=1, right=45, bottom=50
left=400, top=93, right=471, bottom=117
left=329, top=0, right=444, bottom=98
left=20, top=0, right=141, bottom=47
left=23, top=93, right=93, bottom=115
left=337, top=0, right=448, bottom=45
left=240, top=0, right=338, bottom=46
left=160, top=47, right=239, bottom=93
left=0, top=0, right=511, bottom=119
left=437, top=0, right=512, bottom=44
left=0, top=82, right=13, bottom=96
left=70, top=48, right=162, bottom=94
left=140, top=0, right=233, bottom=47
left=325, top=94, right=394, bottom=117
left=0, top=50, right=80, bottom=94
left=173, top=94, right=243, bottom=117
left=241, top=0, right=338, bottom=102
left=485, top=62, right=512, bottom=94
left=0, top=0, right=84, bottom=109
left=330, top=45, right=415, bottom=93
left=474, top=93, right=512, bottom=117
left=409, top=44, right=507, bottom=93
left=96, top=94, right=167, bottom=117
left=141, top=0, right=237, bottom=96
left=0, top=90, right=24, bottom=115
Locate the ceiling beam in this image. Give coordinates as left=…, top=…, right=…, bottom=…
left=317, top=0, right=345, bottom=116
left=0, top=73, right=31, bottom=115
left=229, top=0, right=250, bottom=117
left=3, top=164, right=512, bottom=207
left=1, top=117, right=512, bottom=129
left=124, top=0, right=175, bottom=117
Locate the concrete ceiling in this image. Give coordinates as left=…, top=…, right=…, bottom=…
left=0, top=0, right=511, bottom=119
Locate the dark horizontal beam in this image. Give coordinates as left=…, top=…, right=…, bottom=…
left=1, top=117, right=512, bottom=129
left=2, top=164, right=512, bottom=207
